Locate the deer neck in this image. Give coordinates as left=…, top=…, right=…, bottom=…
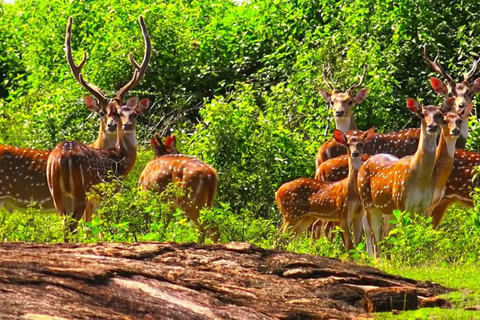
left=114, top=130, right=137, bottom=177
left=335, top=116, right=356, bottom=132
left=432, top=132, right=457, bottom=189
left=410, top=126, right=438, bottom=185
left=346, top=155, right=361, bottom=196
left=91, top=123, right=117, bottom=149
left=456, top=121, right=469, bottom=148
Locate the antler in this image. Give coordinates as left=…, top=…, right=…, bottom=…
left=116, top=15, right=152, bottom=101
left=423, top=44, right=456, bottom=91
left=464, top=55, right=480, bottom=82
left=65, top=17, right=107, bottom=103
left=348, top=64, right=366, bottom=92
left=322, top=65, right=335, bottom=91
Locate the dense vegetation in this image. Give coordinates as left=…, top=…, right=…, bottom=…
left=2, top=0, right=480, bottom=315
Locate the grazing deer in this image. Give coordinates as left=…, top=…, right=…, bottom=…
left=46, top=15, right=151, bottom=228
left=316, top=45, right=480, bottom=171
left=0, top=16, right=124, bottom=214
left=357, top=98, right=455, bottom=256
left=139, top=134, right=218, bottom=227
left=276, top=128, right=375, bottom=251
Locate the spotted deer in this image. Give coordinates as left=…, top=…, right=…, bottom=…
left=316, top=45, right=480, bottom=173
left=424, top=44, right=480, bottom=148
left=427, top=104, right=473, bottom=216
left=47, top=98, right=150, bottom=230
left=139, top=134, right=218, bottom=227
left=0, top=16, right=124, bottom=213
left=319, top=65, right=368, bottom=134
left=357, top=98, right=456, bottom=256
left=429, top=149, right=480, bottom=229
left=46, top=15, right=151, bottom=228
left=276, top=128, right=375, bottom=251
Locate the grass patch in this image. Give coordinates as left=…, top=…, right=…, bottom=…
left=374, top=264, right=480, bottom=319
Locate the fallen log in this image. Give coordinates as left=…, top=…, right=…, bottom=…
left=0, top=242, right=450, bottom=319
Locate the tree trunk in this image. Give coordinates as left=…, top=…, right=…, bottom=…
left=0, top=242, right=450, bottom=319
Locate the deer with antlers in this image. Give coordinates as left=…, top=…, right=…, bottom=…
left=319, top=65, right=368, bottom=134
left=46, top=15, right=151, bottom=228
left=0, top=16, right=126, bottom=214
left=357, top=98, right=460, bottom=256
left=139, top=134, right=218, bottom=228
left=316, top=45, right=480, bottom=181
left=424, top=45, right=480, bottom=148
left=276, top=128, right=375, bottom=251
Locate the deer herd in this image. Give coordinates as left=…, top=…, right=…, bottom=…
left=0, top=16, right=218, bottom=235
left=1, top=16, right=480, bottom=257
left=277, top=45, right=480, bottom=257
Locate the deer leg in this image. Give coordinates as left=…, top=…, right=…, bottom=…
left=339, top=217, right=353, bottom=252
left=431, top=199, right=455, bottom=230
left=83, top=200, right=99, bottom=222
left=366, top=208, right=383, bottom=258
left=325, top=221, right=337, bottom=240
left=382, top=215, right=394, bottom=237
left=352, top=215, right=363, bottom=247
left=68, top=196, right=87, bottom=232
left=361, top=215, right=373, bottom=255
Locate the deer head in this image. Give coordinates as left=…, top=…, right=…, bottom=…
left=333, top=127, right=375, bottom=170
left=441, top=101, right=473, bottom=139
left=151, top=134, right=179, bottom=157
left=424, top=45, right=480, bottom=111
left=117, top=97, right=150, bottom=134
left=66, top=15, right=151, bottom=138
left=406, top=98, right=443, bottom=136
left=320, top=65, right=368, bottom=131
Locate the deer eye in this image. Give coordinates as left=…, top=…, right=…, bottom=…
left=99, top=111, right=105, bottom=117
left=348, top=100, right=353, bottom=105
left=442, top=119, right=447, bottom=125
left=419, top=113, right=425, bottom=118
left=330, top=101, right=334, bottom=106
left=357, top=143, right=363, bottom=147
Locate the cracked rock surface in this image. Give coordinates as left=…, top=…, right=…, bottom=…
left=0, top=242, right=450, bottom=319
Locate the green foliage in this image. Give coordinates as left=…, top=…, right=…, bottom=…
left=3, top=5, right=480, bottom=319
left=381, top=208, right=480, bottom=266
left=3, top=0, right=480, bottom=230
left=189, top=83, right=318, bottom=218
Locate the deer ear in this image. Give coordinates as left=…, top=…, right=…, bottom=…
left=460, top=103, right=474, bottom=120
left=353, top=88, right=368, bottom=104
left=320, top=89, right=332, bottom=103
left=84, top=95, right=99, bottom=112
left=151, top=137, right=160, bottom=149
left=471, top=78, right=480, bottom=95
left=361, top=127, right=376, bottom=143
left=406, top=98, right=421, bottom=114
left=136, top=98, right=150, bottom=114
left=164, top=135, right=176, bottom=149
left=151, top=134, right=167, bottom=156
left=333, top=129, right=348, bottom=145
left=126, top=97, right=139, bottom=108
left=441, top=97, right=456, bottom=113
left=153, top=133, right=162, bottom=145
left=430, top=77, right=448, bottom=96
